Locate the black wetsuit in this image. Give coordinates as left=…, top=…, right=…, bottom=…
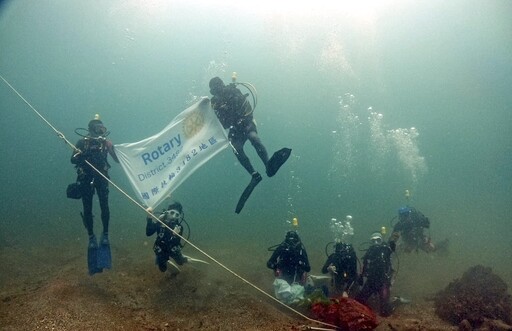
left=267, top=242, right=311, bottom=285
left=321, top=243, right=358, bottom=295
left=146, top=216, right=187, bottom=272
left=390, top=208, right=432, bottom=253
left=356, top=243, right=394, bottom=316
left=71, top=137, right=119, bottom=236
left=211, top=83, right=269, bottom=175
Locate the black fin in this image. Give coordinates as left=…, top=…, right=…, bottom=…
left=235, top=174, right=262, bottom=214
left=266, top=148, right=292, bottom=177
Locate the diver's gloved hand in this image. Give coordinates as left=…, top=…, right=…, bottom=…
left=389, top=240, right=396, bottom=252
left=146, top=207, right=157, bottom=223
left=72, top=150, right=86, bottom=164
left=327, top=264, right=337, bottom=274
left=173, top=225, right=182, bottom=235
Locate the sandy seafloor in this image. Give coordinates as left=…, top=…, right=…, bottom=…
left=1, top=227, right=485, bottom=331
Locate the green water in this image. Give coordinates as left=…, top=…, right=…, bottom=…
left=1, top=0, right=511, bottom=298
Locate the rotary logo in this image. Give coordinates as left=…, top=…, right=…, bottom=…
left=182, top=110, right=204, bottom=138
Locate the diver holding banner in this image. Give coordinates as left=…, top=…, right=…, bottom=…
left=114, top=97, right=230, bottom=210
left=209, top=74, right=291, bottom=213
left=70, top=115, right=119, bottom=275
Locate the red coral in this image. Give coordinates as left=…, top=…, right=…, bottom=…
left=310, top=297, right=378, bottom=331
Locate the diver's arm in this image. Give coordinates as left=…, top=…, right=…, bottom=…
left=106, top=140, right=120, bottom=163
left=71, top=140, right=85, bottom=165
left=321, top=255, right=334, bottom=274
left=267, top=247, right=281, bottom=270
left=301, top=249, right=311, bottom=273
left=360, top=252, right=370, bottom=277
left=146, top=218, right=158, bottom=236
left=389, top=224, right=401, bottom=252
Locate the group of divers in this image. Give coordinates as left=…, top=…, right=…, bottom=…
left=67, top=75, right=447, bottom=318
left=265, top=205, right=446, bottom=317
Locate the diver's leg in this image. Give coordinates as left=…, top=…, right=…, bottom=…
left=81, top=187, right=94, bottom=237
left=170, top=246, right=187, bottom=265
left=355, top=281, right=373, bottom=305
left=96, top=178, right=112, bottom=269
left=422, top=235, right=436, bottom=253
left=231, top=129, right=263, bottom=213
left=247, top=130, right=269, bottom=167
left=97, top=178, right=110, bottom=235
left=230, top=135, right=257, bottom=176
left=81, top=181, right=100, bottom=275
left=379, top=284, right=393, bottom=316
left=156, top=252, right=168, bottom=272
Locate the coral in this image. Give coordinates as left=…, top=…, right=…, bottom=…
left=434, top=265, right=512, bottom=326
left=310, top=296, right=378, bottom=331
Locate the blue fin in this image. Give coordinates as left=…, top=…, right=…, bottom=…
left=97, top=234, right=112, bottom=270
left=87, top=235, right=101, bottom=275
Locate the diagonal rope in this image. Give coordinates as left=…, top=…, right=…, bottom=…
left=0, top=74, right=76, bottom=150
left=0, top=73, right=338, bottom=330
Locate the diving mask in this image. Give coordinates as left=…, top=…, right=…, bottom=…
left=370, top=232, right=383, bottom=245
left=165, top=209, right=181, bottom=221
left=90, top=123, right=107, bottom=136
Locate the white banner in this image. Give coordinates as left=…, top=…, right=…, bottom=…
left=115, top=97, right=229, bottom=208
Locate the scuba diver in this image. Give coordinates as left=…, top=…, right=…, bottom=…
left=267, top=230, right=311, bottom=285
left=209, top=75, right=291, bottom=213
left=70, top=115, right=119, bottom=275
left=146, top=201, right=189, bottom=272
left=389, top=206, right=436, bottom=253
left=355, top=232, right=396, bottom=317
left=321, top=241, right=358, bottom=297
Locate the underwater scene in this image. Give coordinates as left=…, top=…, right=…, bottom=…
left=1, top=0, right=511, bottom=330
